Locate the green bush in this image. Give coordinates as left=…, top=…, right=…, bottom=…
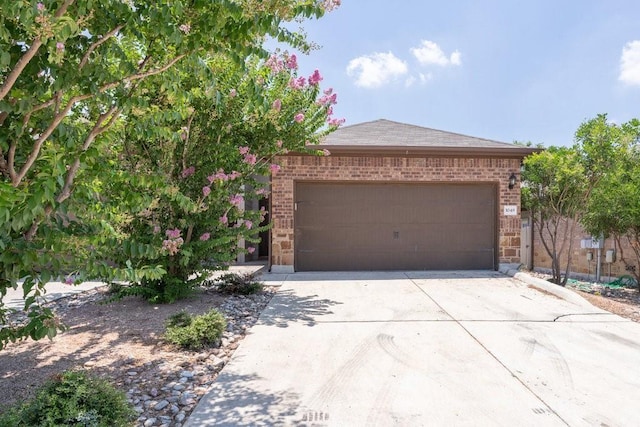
left=165, top=309, right=227, bottom=350
left=109, top=276, right=198, bottom=304
left=213, top=272, right=264, bottom=295
left=0, top=370, right=135, bottom=427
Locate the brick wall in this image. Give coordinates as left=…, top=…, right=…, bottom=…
left=271, top=155, right=523, bottom=270
left=533, top=216, right=637, bottom=281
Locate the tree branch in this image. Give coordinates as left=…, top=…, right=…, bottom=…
left=124, top=54, right=187, bottom=85
left=0, top=0, right=76, bottom=102
left=24, top=105, right=120, bottom=241
left=79, top=24, right=125, bottom=69
left=181, top=114, right=196, bottom=171
left=22, top=92, right=61, bottom=130
left=13, top=93, right=92, bottom=186
left=56, top=106, right=120, bottom=204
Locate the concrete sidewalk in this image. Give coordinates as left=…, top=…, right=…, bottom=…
left=186, top=270, right=640, bottom=426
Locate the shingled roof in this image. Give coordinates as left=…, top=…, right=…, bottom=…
left=314, top=119, right=539, bottom=158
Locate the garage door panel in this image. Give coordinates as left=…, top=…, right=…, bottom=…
left=295, top=182, right=496, bottom=271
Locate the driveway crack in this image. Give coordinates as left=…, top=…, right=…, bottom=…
left=553, top=312, right=617, bottom=322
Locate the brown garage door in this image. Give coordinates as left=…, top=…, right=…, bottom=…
left=295, top=182, right=497, bottom=271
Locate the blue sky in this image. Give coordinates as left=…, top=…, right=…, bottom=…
left=279, top=1, right=640, bottom=147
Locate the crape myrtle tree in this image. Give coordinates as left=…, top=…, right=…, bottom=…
left=114, top=52, right=342, bottom=302
left=0, top=0, right=341, bottom=348
left=579, top=115, right=640, bottom=288
left=521, top=146, right=585, bottom=286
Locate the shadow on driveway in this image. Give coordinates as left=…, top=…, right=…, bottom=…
left=257, top=288, right=342, bottom=328
left=185, top=372, right=302, bottom=427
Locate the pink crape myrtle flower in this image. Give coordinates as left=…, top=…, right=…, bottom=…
left=244, top=220, right=253, bottom=229
left=179, top=23, right=191, bottom=34
left=200, top=232, right=211, bottom=241
left=153, top=225, right=161, bottom=234
left=308, top=69, right=323, bottom=85
left=163, top=229, right=184, bottom=255
left=37, top=2, right=45, bottom=11
left=228, top=171, right=242, bottom=180
left=272, top=99, right=282, bottom=112
left=229, top=88, right=237, bottom=98
left=323, top=0, right=341, bottom=11
left=288, top=77, right=306, bottom=89
left=181, top=166, right=195, bottom=178
left=265, top=54, right=284, bottom=73
left=255, top=188, right=268, bottom=196
left=219, top=214, right=228, bottom=225
left=247, top=247, right=256, bottom=254
left=328, top=117, right=346, bottom=127
left=209, top=169, right=229, bottom=183
left=56, top=42, right=64, bottom=51
left=64, top=275, right=74, bottom=285
left=322, top=149, right=331, bottom=156
left=243, top=153, right=257, bottom=165
left=202, top=186, right=211, bottom=197
left=162, top=237, right=184, bottom=256
left=166, top=228, right=181, bottom=239
left=294, top=113, right=304, bottom=123
left=269, top=163, right=281, bottom=174
left=286, top=54, right=298, bottom=69
left=239, top=146, right=249, bottom=155
left=317, top=92, right=338, bottom=106
left=230, top=194, right=244, bottom=208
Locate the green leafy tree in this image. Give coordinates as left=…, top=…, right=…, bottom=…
left=579, top=115, right=640, bottom=287
left=113, top=52, right=341, bottom=302
left=522, top=146, right=585, bottom=285
left=0, top=0, right=339, bottom=348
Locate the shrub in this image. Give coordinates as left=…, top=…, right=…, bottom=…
left=165, top=309, right=227, bottom=350
left=109, top=276, right=198, bottom=304
left=213, top=272, right=264, bottom=295
left=0, top=370, right=134, bottom=427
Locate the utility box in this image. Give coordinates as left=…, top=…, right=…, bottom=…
left=606, top=249, right=616, bottom=263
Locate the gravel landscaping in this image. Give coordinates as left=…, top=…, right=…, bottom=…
left=0, top=284, right=275, bottom=427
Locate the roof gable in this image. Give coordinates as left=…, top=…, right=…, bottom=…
left=315, top=119, right=539, bottom=158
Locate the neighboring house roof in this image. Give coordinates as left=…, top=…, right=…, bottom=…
left=312, top=119, right=540, bottom=158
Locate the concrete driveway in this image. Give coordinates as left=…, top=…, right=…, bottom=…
left=186, top=271, right=640, bottom=426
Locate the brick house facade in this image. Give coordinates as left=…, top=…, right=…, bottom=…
left=268, top=120, right=537, bottom=272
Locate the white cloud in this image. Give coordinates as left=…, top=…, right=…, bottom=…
left=404, top=76, right=416, bottom=87
left=346, top=52, right=408, bottom=88
left=620, top=40, right=640, bottom=86
left=410, top=40, right=462, bottom=67
left=405, top=71, right=433, bottom=88
left=419, top=72, right=433, bottom=83
left=450, top=50, right=462, bottom=66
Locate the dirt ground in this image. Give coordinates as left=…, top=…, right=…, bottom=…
left=576, top=289, right=640, bottom=322
left=0, top=279, right=638, bottom=417
left=0, top=287, right=231, bottom=413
